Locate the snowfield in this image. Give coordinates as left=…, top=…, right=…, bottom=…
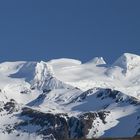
left=0, top=53, right=140, bottom=140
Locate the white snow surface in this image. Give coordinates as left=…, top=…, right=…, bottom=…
left=0, top=53, right=140, bottom=139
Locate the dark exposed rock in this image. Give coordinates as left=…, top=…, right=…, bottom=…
left=12, top=107, right=111, bottom=140
left=69, top=88, right=137, bottom=105
left=43, top=89, right=51, bottom=93
left=136, top=128, right=140, bottom=134
left=68, top=117, right=84, bottom=139
left=20, top=89, right=31, bottom=94
left=3, top=99, right=19, bottom=114
left=95, top=88, right=140, bottom=105
left=69, top=89, right=95, bottom=103
left=17, top=107, right=69, bottom=140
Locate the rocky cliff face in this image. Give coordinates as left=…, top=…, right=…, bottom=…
left=0, top=106, right=111, bottom=140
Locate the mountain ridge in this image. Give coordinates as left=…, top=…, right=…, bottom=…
left=0, top=53, right=140, bottom=140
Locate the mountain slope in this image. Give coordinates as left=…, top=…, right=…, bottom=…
left=0, top=88, right=140, bottom=140
left=113, top=53, right=140, bottom=73
left=0, top=53, right=139, bottom=140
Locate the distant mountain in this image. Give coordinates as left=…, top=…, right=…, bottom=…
left=0, top=53, right=140, bottom=140
left=113, top=53, right=140, bottom=75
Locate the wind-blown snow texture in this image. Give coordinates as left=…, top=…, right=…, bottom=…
left=0, top=53, right=140, bottom=140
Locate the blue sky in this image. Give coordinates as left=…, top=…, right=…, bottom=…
left=0, top=0, right=140, bottom=63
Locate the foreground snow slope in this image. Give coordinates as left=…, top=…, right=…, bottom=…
left=0, top=53, right=140, bottom=140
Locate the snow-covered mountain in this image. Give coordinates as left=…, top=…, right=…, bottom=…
left=0, top=53, right=140, bottom=140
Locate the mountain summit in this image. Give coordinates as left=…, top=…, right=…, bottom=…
left=87, top=57, right=106, bottom=65
left=113, top=53, right=140, bottom=71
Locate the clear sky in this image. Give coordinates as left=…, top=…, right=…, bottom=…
left=0, top=0, right=140, bottom=63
